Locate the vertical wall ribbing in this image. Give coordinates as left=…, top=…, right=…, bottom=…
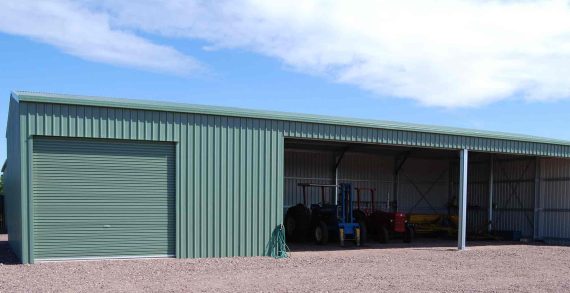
left=16, top=101, right=284, bottom=262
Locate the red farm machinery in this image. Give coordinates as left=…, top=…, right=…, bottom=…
left=353, top=187, right=415, bottom=243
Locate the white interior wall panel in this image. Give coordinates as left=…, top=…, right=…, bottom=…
left=451, top=161, right=490, bottom=234
left=284, top=150, right=335, bottom=208
left=285, top=150, right=457, bottom=215
left=337, top=153, right=393, bottom=210
left=492, top=157, right=536, bottom=238
left=284, top=150, right=394, bottom=210
left=539, top=158, right=570, bottom=242
left=398, top=158, right=450, bottom=214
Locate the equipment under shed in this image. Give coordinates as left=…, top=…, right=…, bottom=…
left=4, top=91, right=570, bottom=263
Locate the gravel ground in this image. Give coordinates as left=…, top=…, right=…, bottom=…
left=1, top=235, right=570, bottom=292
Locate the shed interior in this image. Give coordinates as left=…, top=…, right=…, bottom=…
left=283, top=138, right=553, bottom=249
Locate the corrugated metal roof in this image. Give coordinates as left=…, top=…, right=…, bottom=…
left=12, top=90, right=570, bottom=147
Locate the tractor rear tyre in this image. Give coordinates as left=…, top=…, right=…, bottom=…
left=314, top=221, right=329, bottom=245
left=285, top=204, right=310, bottom=242
left=403, top=226, right=415, bottom=243
left=285, top=212, right=297, bottom=240
left=377, top=226, right=390, bottom=244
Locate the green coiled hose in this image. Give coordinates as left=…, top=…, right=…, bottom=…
left=268, top=224, right=290, bottom=259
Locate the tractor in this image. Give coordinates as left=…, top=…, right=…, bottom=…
left=284, top=183, right=337, bottom=242
left=334, top=183, right=361, bottom=246
left=284, top=183, right=361, bottom=246
left=283, top=183, right=317, bottom=242
left=353, top=187, right=415, bottom=243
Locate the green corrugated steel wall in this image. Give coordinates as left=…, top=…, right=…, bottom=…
left=9, top=96, right=570, bottom=263
left=32, top=138, right=176, bottom=260
left=16, top=101, right=284, bottom=263
left=5, top=97, right=23, bottom=260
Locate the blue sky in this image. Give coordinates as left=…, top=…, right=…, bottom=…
left=2, top=1, right=570, bottom=163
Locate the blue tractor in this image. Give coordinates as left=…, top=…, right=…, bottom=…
left=310, top=183, right=362, bottom=246
left=285, top=182, right=362, bottom=246
left=338, top=183, right=362, bottom=246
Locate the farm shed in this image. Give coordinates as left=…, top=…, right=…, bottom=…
left=4, top=91, right=570, bottom=263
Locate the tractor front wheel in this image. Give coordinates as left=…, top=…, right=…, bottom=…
left=314, top=221, right=329, bottom=245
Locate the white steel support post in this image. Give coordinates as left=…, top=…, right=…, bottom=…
left=334, top=149, right=348, bottom=205
left=335, top=165, right=339, bottom=204
left=458, top=149, right=469, bottom=250
left=488, top=155, right=494, bottom=232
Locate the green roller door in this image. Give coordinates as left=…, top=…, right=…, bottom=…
left=32, top=138, right=176, bottom=260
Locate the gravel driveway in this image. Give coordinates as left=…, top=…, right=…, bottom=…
left=1, top=235, right=569, bottom=292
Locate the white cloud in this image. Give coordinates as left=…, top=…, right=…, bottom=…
left=3, top=0, right=570, bottom=107
left=0, top=1, right=199, bottom=75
